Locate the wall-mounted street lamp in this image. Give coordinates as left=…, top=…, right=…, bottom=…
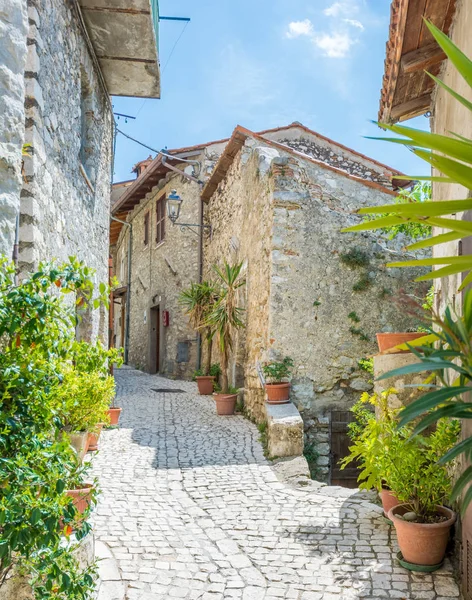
left=166, top=189, right=211, bottom=236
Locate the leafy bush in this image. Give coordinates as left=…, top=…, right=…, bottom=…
left=342, top=390, right=459, bottom=519
left=262, top=357, right=294, bottom=383
left=209, top=363, right=222, bottom=378
left=57, top=370, right=114, bottom=433
left=0, top=257, right=108, bottom=599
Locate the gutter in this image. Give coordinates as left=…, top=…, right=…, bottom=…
left=110, top=215, right=132, bottom=364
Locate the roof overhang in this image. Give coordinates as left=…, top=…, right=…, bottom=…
left=379, top=0, right=456, bottom=124
left=79, top=0, right=161, bottom=98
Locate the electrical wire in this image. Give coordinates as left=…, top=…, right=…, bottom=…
left=115, top=127, right=200, bottom=164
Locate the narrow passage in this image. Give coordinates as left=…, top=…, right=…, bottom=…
left=92, top=367, right=459, bottom=600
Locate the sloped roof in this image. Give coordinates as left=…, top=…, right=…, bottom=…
left=201, top=126, right=405, bottom=202
left=379, top=0, right=457, bottom=123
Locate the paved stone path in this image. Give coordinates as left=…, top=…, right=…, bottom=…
left=91, top=367, right=461, bottom=600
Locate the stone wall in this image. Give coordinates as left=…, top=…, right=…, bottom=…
left=203, top=144, right=275, bottom=418
left=20, top=0, right=113, bottom=341
left=204, top=137, right=428, bottom=480
left=263, top=126, right=394, bottom=189
left=114, top=173, right=201, bottom=379
left=0, top=0, right=28, bottom=257
left=432, top=0, right=471, bottom=314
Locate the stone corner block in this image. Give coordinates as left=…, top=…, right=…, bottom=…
left=265, top=402, right=304, bottom=458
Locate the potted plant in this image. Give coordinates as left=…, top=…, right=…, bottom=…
left=376, top=332, right=426, bottom=354
left=57, top=369, right=115, bottom=461
left=192, top=363, right=222, bottom=395
left=205, top=262, right=246, bottom=415
left=180, top=282, right=218, bottom=394
left=262, top=356, right=294, bottom=403
left=342, top=389, right=459, bottom=568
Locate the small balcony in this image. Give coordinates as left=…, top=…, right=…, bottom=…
left=79, top=0, right=160, bottom=98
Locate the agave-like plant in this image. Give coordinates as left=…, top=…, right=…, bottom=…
left=205, top=262, right=246, bottom=394
left=179, top=281, right=217, bottom=375
left=343, top=20, right=472, bottom=290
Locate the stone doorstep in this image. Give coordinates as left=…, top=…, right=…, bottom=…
left=265, top=401, right=304, bottom=459
left=95, top=541, right=125, bottom=600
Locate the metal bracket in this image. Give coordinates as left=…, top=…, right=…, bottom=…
left=177, top=223, right=212, bottom=237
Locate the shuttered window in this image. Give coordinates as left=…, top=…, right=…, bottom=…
left=156, top=197, right=166, bottom=244
left=144, top=212, right=149, bottom=246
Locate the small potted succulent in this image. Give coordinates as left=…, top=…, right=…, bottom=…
left=262, top=356, right=294, bottom=403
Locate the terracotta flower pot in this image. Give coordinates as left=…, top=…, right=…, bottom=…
left=196, top=376, right=215, bottom=395
left=214, top=393, right=238, bottom=415
left=107, top=407, right=122, bottom=426
left=265, top=382, right=290, bottom=404
left=87, top=423, right=104, bottom=452
left=379, top=489, right=401, bottom=516
left=388, top=504, right=456, bottom=566
left=69, top=431, right=90, bottom=463
left=376, top=332, right=425, bottom=354
left=66, top=483, right=94, bottom=515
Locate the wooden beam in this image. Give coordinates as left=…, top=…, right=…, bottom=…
left=391, top=93, right=432, bottom=122
left=401, top=42, right=446, bottom=74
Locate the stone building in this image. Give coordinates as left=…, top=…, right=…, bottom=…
left=110, top=137, right=229, bottom=377
left=201, top=125, right=428, bottom=479
left=0, top=0, right=160, bottom=340
left=112, top=122, right=427, bottom=478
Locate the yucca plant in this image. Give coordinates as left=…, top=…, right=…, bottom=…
left=205, top=262, right=246, bottom=394
left=179, top=281, right=217, bottom=375
left=343, top=20, right=472, bottom=290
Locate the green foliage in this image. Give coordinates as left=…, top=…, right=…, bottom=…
left=303, top=442, right=321, bottom=479
left=180, top=281, right=217, bottom=375
left=192, top=369, right=204, bottom=380
left=348, top=311, right=360, bottom=323
left=313, top=300, right=321, bottom=307
left=204, top=262, right=246, bottom=394
left=342, top=390, right=459, bottom=519
left=379, top=287, right=392, bottom=299
left=349, top=327, right=370, bottom=342
left=257, top=421, right=269, bottom=458
left=352, top=274, right=372, bottom=292
left=380, top=290, right=472, bottom=513
left=262, top=356, right=294, bottom=383
left=339, top=248, right=370, bottom=268
left=358, top=357, right=374, bottom=383
left=343, top=20, right=472, bottom=290
left=0, top=257, right=107, bottom=598
left=208, top=363, right=221, bottom=378
left=57, top=370, right=114, bottom=433
left=363, top=182, right=432, bottom=241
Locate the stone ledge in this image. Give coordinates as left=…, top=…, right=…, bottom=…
left=265, top=402, right=304, bottom=458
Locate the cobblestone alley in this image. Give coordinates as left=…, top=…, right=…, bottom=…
left=91, top=368, right=460, bottom=600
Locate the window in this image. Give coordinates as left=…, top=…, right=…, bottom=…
left=144, top=212, right=149, bottom=246
left=156, top=197, right=166, bottom=244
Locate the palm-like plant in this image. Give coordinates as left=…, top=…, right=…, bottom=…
left=343, top=21, right=472, bottom=511
left=205, top=262, right=246, bottom=394
left=179, top=281, right=217, bottom=375
left=343, top=20, right=472, bottom=290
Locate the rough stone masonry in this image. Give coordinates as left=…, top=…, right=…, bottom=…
left=0, top=0, right=28, bottom=257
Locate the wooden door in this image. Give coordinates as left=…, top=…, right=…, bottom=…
left=149, top=306, right=160, bottom=374
left=329, top=411, right=361, bottom=488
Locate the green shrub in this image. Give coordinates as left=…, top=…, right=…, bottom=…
left=262, top=357, right=294, bottom=383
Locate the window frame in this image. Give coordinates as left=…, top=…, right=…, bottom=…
left=144, top=211, right=150, bottom=246
left=156, top=196, right=166, bottom=245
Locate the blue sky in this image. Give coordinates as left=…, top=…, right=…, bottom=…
left=112, top=0, right=430, bottom=183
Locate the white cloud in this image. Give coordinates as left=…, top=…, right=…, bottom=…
left=286, top=19, right=314, bottom=39
left=312, top=32, right=356, bottom=58
left=343, top=18, right=364, bottom=30
left=324, top=1, right=360, bottom=17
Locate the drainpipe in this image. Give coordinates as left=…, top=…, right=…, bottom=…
left=111, top=216, right=132, bottom=364
left=12, top=214, right=19, bottom=285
